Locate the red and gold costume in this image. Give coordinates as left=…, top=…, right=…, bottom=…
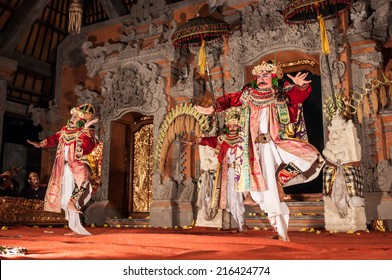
left=209, top=61, right=325, bottom=241
left=198, top=108, right=245, bottom=231
left=42, top=125, right=97, bottom=213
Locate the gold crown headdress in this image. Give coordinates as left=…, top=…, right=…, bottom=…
left=225, top=107, right=241, bottom=125
left=70, top=103, right=95, bottom=121
left=28, top=172, right=38, bottom=179
left=252, top=61, right=283, bottom=78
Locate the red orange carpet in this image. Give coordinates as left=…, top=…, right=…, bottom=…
left=1, top=225, right=391, bottom=260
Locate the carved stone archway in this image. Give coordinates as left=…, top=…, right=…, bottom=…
left=95, top=60, right=168, bottom=202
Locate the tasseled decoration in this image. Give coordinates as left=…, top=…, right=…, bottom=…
left=370, top=88, right=379, bottom=114
left=318, top=15, right=330, bottom=55
left=68, top=0, right=83, bottom=34
left=379, top=86, right=387, bottom=108
left=198, top=39, right=206, bottom=75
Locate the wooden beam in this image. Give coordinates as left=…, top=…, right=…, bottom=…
left=0, top=0, right=51, bottom=56
left=99, top=0, right=128, bottom=19
left=9, top=51, right=53, bottom=78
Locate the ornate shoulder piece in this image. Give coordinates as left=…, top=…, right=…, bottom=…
left=240, top=87, right=251, bottom=103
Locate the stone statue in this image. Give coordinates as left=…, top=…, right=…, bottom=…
left=322, top=115, right=366, bottom=231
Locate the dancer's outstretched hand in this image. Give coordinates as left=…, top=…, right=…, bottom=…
left=287, top=72, right=311, bottom=87
left=195, top=105, right=215, bottom=115
left=84, top=118, right=99, bottom=129
left=27, top=140, right=43, bottom=148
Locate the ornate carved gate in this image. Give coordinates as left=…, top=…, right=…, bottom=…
left=129, top=119, right=154, bottom=214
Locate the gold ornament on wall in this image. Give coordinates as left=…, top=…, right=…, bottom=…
left=322, top=70, right=392, bottom=123
left=349, top=71, right=392, bottom=124
left=154, top=103, right=211, bottom=175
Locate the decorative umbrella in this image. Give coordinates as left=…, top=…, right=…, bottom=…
left=171, top=15, right=230, bottom=98
left=284, top=0, right=351, bottom=112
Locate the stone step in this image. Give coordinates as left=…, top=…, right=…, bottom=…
left=245, top=214, right=325, bottom=231
left=244, top=197, right=325, bottom=231
left=106, top=214, right=151, bottom=228
left=106, top=194, right=326, bottom=230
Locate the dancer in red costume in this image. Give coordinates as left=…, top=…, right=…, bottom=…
left=28, top=104, right=98, bottom=235
left=196, top=108, right=246, bottom=232
left=196, top=61, right=324, bottom=242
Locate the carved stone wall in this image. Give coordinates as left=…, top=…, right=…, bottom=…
left=347, top=0, right=392, bottom=192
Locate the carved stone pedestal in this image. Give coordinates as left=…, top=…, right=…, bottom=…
left=150, top=200, right=177, bottom=227
left=364, top=192, right=392, bottom=231
left=175, top=201, right=198, bottom=227
left=323, top=197, right=367, bottom=232
left=84, top=200, right=122, bottom=226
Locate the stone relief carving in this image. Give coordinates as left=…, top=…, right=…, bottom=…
left=178, top=178, right=197, bottom=202
left=170, top=65, right=204, bottom=99
left=376, top=160, right=392, bottom=192
left=121, top=29, right=136, bottom=43
left=119, top=43, right=141, bottom=59
left=153, top=176, right=178, bottom=200
left=348, top=0, right=391, bottom=43
left=149, top=23, right=168, bottom=36
left=82, top=41, right=124, bottom=77
left=130, top=0, right=168, bottom=24
left=348, top=1, right=371, bottom=35
left=74, top=85, right=102, bottom=108
left=100, top=61, right=163, bottom=120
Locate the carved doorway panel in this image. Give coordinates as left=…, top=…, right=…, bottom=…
left=129, top=118, right=154, bottom=214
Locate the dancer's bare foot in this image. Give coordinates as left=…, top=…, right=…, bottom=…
left=277, top=182, right=292, bottom=202
left=278, top=235, right=291, bottom=242
left=243, top=194, right=258, bottom=206
left=67, top=201, right=81, bottom=213
left=271, top=231, right=290, bottom=242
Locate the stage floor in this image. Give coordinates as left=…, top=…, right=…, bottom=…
left=1, top=225, right=391, bottom=260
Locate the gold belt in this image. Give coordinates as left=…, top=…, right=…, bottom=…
left=255, top=133, right=271, bottom=144
left=228, top=163, right=236, bottom=169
